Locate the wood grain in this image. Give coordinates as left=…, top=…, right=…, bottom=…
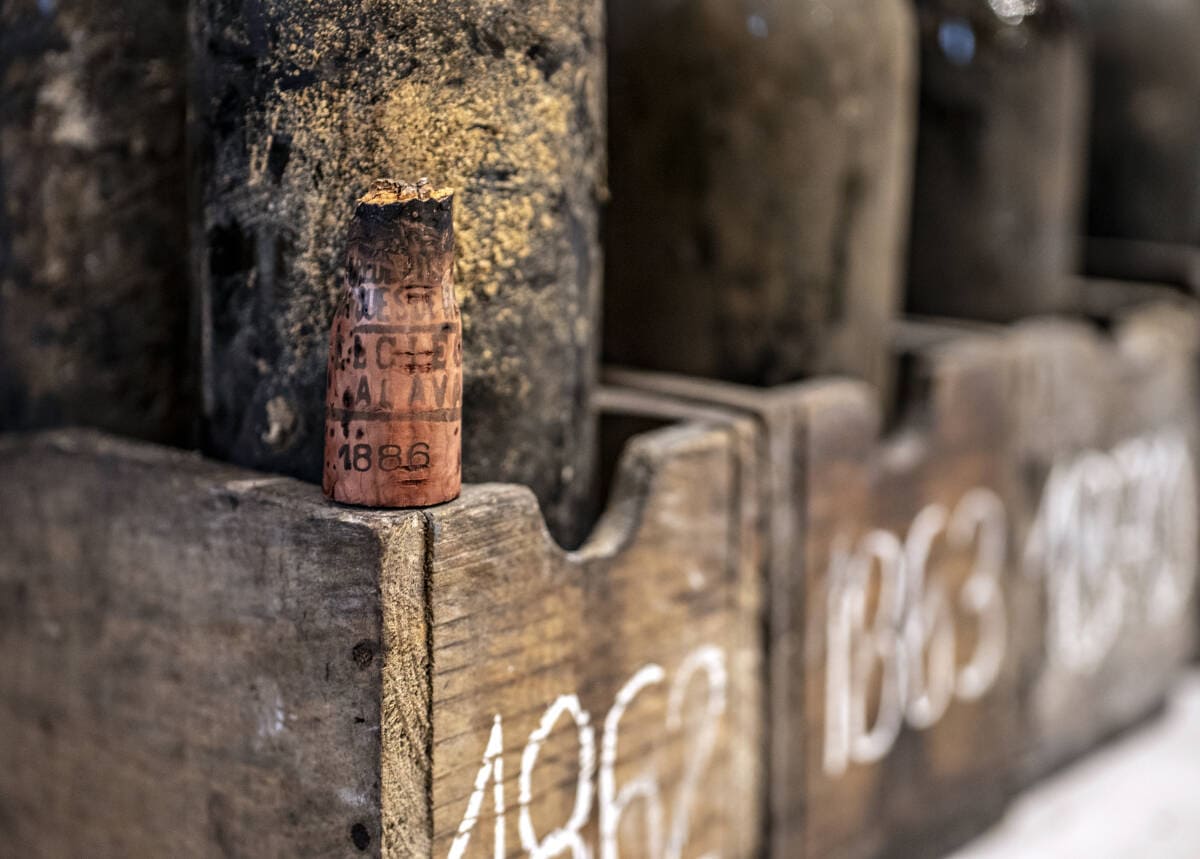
left=615, top=298, right=1200, bottom=857
left=606, top=367, right=809, bottom=858
left=0, top=430, right=385, bottom=858
left=401, top=396, right=763, bottom=859
left=612, top=331, right=1021, bottom=859
left=0, top=385, right=763, bottom=857
left=1010, top=299, right=1200, bottom=779
left=799, top=336, right=1019, bottom=859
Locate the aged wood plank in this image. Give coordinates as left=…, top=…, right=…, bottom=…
left=1010, top=300, right=1200, bottom=779
left=612, top=331, right=1022, bottom=859
left=617, top=298, right=1200, bottom=855
left=606, top=367, right=809, bottom=858
left=802, top=336, right=1019, bottom=859
left=0, top=430, right=387, bottom=857
left=0, top=386, right=763, bottom=857
left=410, top=404, right=763, bottom=859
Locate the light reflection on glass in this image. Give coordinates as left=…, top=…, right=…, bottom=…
left=938, top=18, right=976, bottom=66
left=988, top=0, right=1040, bottom=25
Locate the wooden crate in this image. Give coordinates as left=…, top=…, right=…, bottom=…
left=1010, top=298, right=1200, bottom=778
left=611, top=327, right=1024, bottom=859
left=0, top=390, right=763, bottom=858
left=613, top=297, right=1200, bottom=855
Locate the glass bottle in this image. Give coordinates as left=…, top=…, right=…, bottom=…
left=906, top=0, right=1089, bottom=321
left=605, top=0, right=918, bottom=391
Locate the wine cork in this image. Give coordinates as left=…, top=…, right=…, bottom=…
left=323, top=179, right=462, bottom=508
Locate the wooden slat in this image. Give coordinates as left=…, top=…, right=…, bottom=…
left=408, top=408, right=763, bottom=859
left=0, top=431, right=386, bottom=857
left=614, top=299, right=1200, bottom=856
left=612, top=332, right=1022, bottom=859
left=0, top=386, right=764, bottom=858
left=1011, top=301, right=1200, bottom=779
left=800, top=336, right=1019, bottom=859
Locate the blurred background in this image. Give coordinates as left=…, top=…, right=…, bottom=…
left=3, top=0, right=1200, bottom=856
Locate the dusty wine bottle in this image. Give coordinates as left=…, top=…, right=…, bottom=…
left=1, top=0, right=191, bottom=442
left=323, top=180, right=461, bottom=508
left=1076, top=0, right=1200, bottom=245
left=906, top=0, right=1088, bottom=321
left=604, top=0, right=917, bottom=391
left=193, top=0, right=601, bottom=544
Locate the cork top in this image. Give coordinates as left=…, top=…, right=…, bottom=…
left=359, top=177, right=453, bottom=206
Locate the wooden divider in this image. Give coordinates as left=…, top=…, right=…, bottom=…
left=609, top=296, right=1200, bottom=858
left=0, top=388, right=763, bottom=858
left=3, top=307, right=1195, bottom=858
left=1011, top=301, right=1200, bottom=779
left=612, top=330, right=1020, bottom=859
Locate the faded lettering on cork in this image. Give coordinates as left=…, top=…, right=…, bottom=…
left=323, top=178, right=462, bottom=507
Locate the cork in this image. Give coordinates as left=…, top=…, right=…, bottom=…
left=603, top=0, right=917, bottom=392
left=906, top=0, right=1088, bottom=321
left=323, top=180, right=461, bottom=508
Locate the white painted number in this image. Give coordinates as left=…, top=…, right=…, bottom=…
left=519, top=695, right=595, bottom=859
left=823, top=487, right=1009, bottom=776
left=450, top=645, right=726, bottom=858
left=1025, top=430, right=1198, bottom=674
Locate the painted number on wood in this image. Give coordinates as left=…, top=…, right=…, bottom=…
left=447, top=645, right=726, bottom=859
left=823, top=488, right=1008, bottom=776
left=1025, top=430, right=1197, bottom=673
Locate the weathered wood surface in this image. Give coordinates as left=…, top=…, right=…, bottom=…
left=801, top=338, right=1019, bottom=859
left=612, top=332, right=1021, bottom=859
left=604, top=0, right=916, bottom=394
left=616, top=298, right=1200, bottom=855
left=0, top=390, right=762, bottom=857
left=192, top=0, right=603, bottom=547
left=405, top=391, right=763, bottom=858
left=0, top=430, right=385, bottom=857
left=606, top=367, right=810, bottom=858
left=0, top=0, right=191, bottom=443
left=1010, top=300, right=1200, bottom=779
left=906, top=0, right=1088, bottom=321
